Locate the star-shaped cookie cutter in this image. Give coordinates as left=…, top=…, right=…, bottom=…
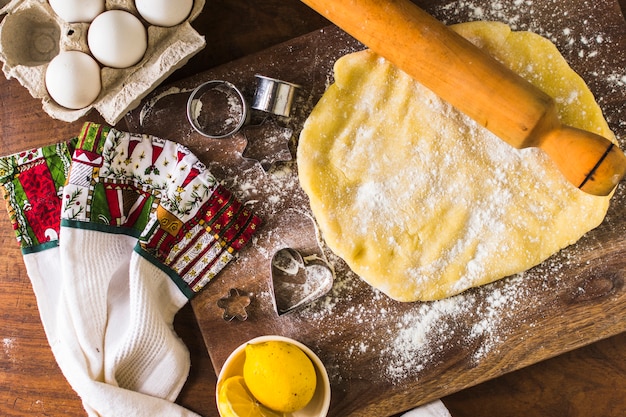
left=186, top=75, right=301, bottom=171
left=241, top=117, right=294, bottom=171
left=217, top=288, right=253, bottom=321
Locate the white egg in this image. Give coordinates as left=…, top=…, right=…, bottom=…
left=88, top=10, right=147, bottom=69
left=48, top=0, right=105, bottom=23
left=45, top=51, right=101, bottom=109
left=135, top=0, right=194, bottom=27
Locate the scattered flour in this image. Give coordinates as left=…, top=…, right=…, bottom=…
left=299, top=257, right=551, bottom=384
left=220, top=1, right=625, bottom=387
left=3, top=337, right=16, bottom=364
left=434, top=0, right=626, bottom=114
left=294, top=1, right=623, bottom=385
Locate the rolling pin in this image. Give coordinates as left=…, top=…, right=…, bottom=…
left=300, top=0, right=626, bottom=196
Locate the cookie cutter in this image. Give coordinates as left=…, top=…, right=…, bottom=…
left=186, top=75, right=302, bottom=171
left=268, top=210, right=335, bottom=316
left=217, top=288, right=253, bottom=321
left=251, top=75, right=301, bottom=117
left=270, top=247, right=334, bottom=315
left=187, top=75, right=301, bottom=137
left=186, top=80, right=249, bottom=138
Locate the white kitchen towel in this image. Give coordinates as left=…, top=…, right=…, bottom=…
left=0, top=142, right=73, bottom=355
left=0, top=123, right=260, bottom=416
left=0, top=141, right=198, bottom=416
left=59, top=122, right=259, bottom=409
left=402, top=400, right=452, bottom=417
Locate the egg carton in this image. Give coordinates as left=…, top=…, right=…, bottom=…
left=0, top=0, right=206, bottom=124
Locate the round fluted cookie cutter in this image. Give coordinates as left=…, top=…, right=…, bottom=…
left=251, top=74, right=301, bottom=117
left=186, top=80, right=249, bottom=138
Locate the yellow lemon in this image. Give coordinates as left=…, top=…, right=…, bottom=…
left=243, top=341, right=317, bottom=413
left=217, top=376, right=284, bottom=417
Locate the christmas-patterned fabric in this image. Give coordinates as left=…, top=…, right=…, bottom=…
left=1, top=122, right=261, bottom=298
left=62, top=122, right=261, bottom=297
left=0, top=141, right=75, bottom=253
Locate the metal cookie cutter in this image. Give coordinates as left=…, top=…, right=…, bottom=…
left=186, top=76, right=301, bottom=170
left=186, top=80, right=249, bottom=138
left=217, top=288, right=253, bottom=321
left=251, top=75, right=301, bottom=117
left=270, top=247, right=334, bottom=315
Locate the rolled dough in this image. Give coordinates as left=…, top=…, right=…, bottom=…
left=297, top=21, right=616, bottom=302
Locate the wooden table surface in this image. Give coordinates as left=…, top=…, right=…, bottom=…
left=1, top=1, right=626, bottom=416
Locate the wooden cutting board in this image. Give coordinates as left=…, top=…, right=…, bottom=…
left=125, top=1, right=626, bottom=415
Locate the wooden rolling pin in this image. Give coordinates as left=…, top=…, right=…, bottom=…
left=300, top=0, right=626, bottom=196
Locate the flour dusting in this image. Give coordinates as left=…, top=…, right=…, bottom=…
left=216, top=2, right=624, bottom=388
left=297, top=248, right=566, bottom=384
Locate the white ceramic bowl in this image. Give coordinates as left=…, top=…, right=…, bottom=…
left=216, top=335, right=331, bottom=417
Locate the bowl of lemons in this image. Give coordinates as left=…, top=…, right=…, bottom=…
left=216, top=335, right=331, bottom=417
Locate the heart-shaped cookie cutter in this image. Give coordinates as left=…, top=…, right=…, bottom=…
left=270, top=247, right=334, bottom=315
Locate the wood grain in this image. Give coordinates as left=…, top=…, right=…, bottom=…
left=125, top=1, right=626, bottom=415
left=0, top=1, right=625, bottom=417
left=0, top=2, right=327, bottom=416
left=444, top=331, right=626, bottom=417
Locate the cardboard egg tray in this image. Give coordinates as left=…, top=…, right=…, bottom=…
left=0, top=0, right=206, bottom=124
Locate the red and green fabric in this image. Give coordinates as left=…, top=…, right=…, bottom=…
left=0, top=141, right=75, bottom=253
left=0, top=122, right=261, bottom=415
left=61, top=122, right=261, bottom=298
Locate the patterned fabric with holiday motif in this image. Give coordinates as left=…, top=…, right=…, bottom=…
left=60, top=122, right=261, bottom=297
left=0, top=141, right=75, bottom=253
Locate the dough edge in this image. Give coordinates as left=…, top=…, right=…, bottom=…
left=297, top=21, right=615, bottom=302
